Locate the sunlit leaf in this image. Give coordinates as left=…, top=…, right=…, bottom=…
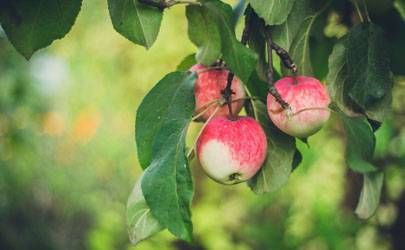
left=127, top=174, right=164, bottom=245
left=0, top=0, right=82, bottom=59
left=177, top=53, right=197, bottom=71
left=108, top=0, right=163, bottom=48
left=355, top=171, right=384, bottom=219
left=394, top=0, right=405, bottom=19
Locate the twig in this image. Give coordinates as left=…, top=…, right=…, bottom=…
left=221, top=73, right=236, bottom=119
left=361, top=0, right=371, bottom=22
left=352, top=0, right=364, bottom=22
left=265, top=28, right=290, bottom=110
left=221, top=15, right=251, bottom=119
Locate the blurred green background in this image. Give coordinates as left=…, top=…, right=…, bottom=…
left=1, top=0, right=404, bottom=250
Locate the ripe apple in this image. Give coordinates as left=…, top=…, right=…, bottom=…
left=196, top=116, right=267, bottom=184
left=267, top=76, right=331, bottom=138
left=191, top=64, right=245, bottom=121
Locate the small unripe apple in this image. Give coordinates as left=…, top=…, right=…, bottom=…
left=196, top=116, right=267, bottom=184
left=191, top=64, right=245, bottom=121
left=267, top=76, right=331, bottom=138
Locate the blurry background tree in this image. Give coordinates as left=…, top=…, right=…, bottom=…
left=0, top=0, right=404, bottom=250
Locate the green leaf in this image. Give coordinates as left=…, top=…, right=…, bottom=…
left=355, top=171, right=384, bottom=219
left=328, top=28, right=393, bottom=122
left=202, top=0, right=257, bottom=83
left=232, top=0, right=247, bottom=26
left=341, top=115, right=377, bottom=173
left=108, top=0, right=163, bottom=49
left=309, top=17, right=334, bottom=80
left=248, top=100, right=297, bottom=194
left=248, top=0, right=296, bottom=25
left=395, top=0, right=405, bottom=19
left=127, top=174, right=164, bottom=245
left=136, top=72, right=196, bottom=169
left=177, top=53, right=197, bottom=71
left=186, top=5, right=221, bottom=65
left=327, top=39, right=354, bottom=116
left=141, top=72, right=196, bottom=241
left=271, top=0, right=314, bottom=50
left=286, top=0, right=330, bottom=75
left=346, top=23, right=393, bottom=122
left=0, top=0, right=82, bottom=59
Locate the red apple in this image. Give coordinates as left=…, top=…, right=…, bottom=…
left=196, top=116, right=267, bottom=184
left=191, top=64, right=245, bottom=121
left=267, top=76, right=331, bottom=138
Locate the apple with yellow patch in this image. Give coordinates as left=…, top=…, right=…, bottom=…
left=196, top=116, right=267, bottom=184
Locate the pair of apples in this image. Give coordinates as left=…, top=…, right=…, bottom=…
left=192, top=64, right=331, bottom=184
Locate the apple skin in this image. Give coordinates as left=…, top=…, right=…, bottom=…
left=191, top=64, right=245, bottom=121
left=267, top=76, right=331, bottom=138
left=196, top=116, right=267, bottom=184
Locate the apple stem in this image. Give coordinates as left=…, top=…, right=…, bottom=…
left=220, top=15, right=251, bottom=120
left=265, top=28, right=291, bottom=110
left=270, top=42, right=298, bottom=74
left=138, top=0, right=199, bottom=9
left=221, top=73, right=236, bottom=120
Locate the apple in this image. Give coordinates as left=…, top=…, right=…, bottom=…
left=196, top=115, right=267, bottom=184
left=191, top=64, right=245, bottom=121
left=267, top=76, right=331, bottom=138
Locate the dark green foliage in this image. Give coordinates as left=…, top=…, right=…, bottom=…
left=346, top=23, right=393, bottom=122
left=0, top=0, right=82, bottom=59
